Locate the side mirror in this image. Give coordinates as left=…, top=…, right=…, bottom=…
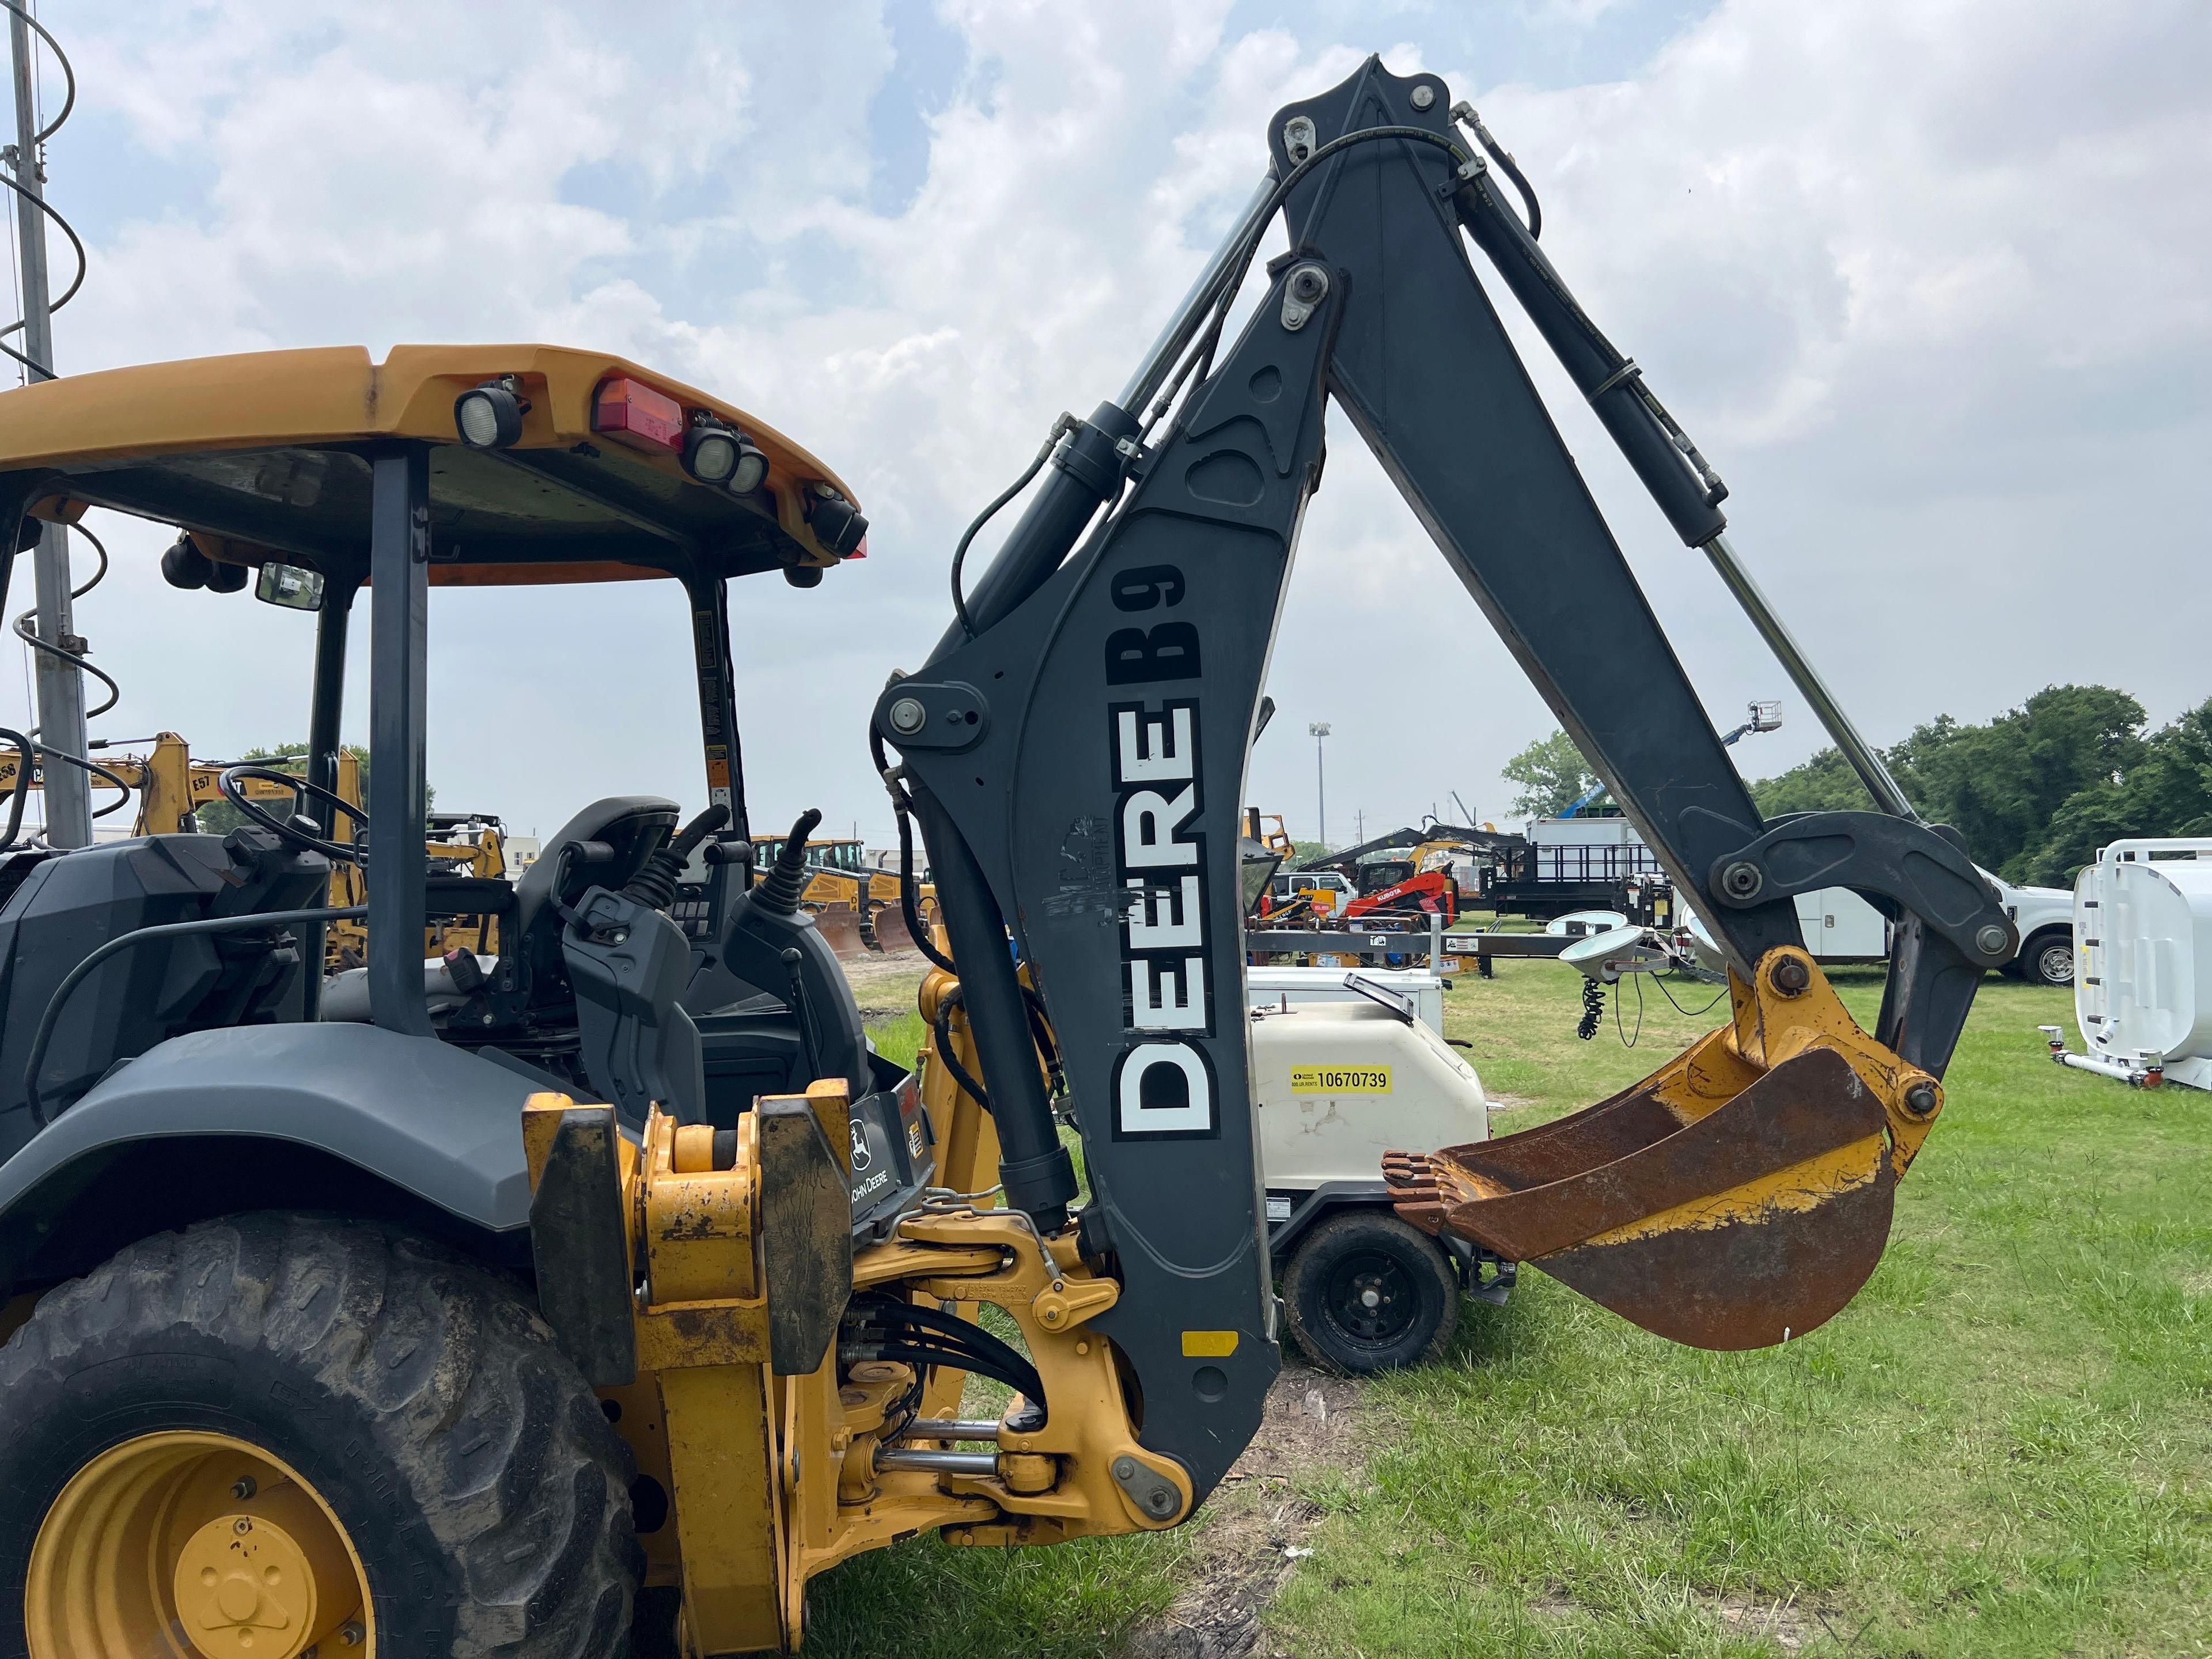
left=254, top=561, right=325, bottom=612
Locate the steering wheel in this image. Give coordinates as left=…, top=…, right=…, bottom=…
left=218, top=765, right=369, bottom=863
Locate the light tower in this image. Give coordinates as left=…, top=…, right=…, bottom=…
left=1308, top=722, right=1331, bottom=848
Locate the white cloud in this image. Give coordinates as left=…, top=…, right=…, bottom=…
left=12, top=0, right=2208, bottom=849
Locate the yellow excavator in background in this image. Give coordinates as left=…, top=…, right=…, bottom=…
left=0, top=734, right=508, bottom=966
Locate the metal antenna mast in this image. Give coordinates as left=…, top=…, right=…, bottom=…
left=6, top=1, right=88, bottom=844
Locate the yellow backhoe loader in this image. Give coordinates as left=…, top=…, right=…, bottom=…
left=0, top=61, right=2015, bottom=1658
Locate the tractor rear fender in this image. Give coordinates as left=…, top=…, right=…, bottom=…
left=0, top=1022, right=541, bottom=1296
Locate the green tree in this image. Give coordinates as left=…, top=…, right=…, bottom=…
left=1749, top=684, right=2206, bottom=886
left=1502, top=730, right=1601, bottom=818
left=2018, top=696, right=2212, bottom=885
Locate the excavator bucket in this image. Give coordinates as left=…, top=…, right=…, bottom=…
left=1388, top=948, right=1941, bottom=1350
left=870, top=901, right=916, bottom=953
left=810, top=902, right=870, bottom=961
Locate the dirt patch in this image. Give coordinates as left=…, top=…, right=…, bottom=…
left=1703, top=1592, right=1833, bottom=1652
left=1532, top=1587, right=1835, bottom=1650
left=838, top=947, right=930, bottom=1024
left=1486, top=1092, right=1538, bottom=1113
left=1122, top=1365, right=1365, bottom=1659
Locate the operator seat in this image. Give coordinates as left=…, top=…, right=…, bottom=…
left=511, top=796, right=681, bottom=956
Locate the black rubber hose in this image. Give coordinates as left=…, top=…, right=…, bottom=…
left=870, top=724, right=958, bottom=975
left=897, top=797, right=956, bottom=974
left=850, top=1295, right=1048, bottom=1417
left=755, top=808, right=821, bottom=916
left=930, top=984, right=991, bottom=1111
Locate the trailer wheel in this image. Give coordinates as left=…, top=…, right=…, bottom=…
left=2019, top=929, right=2075, bottom=988
left=0, top=1214, right=638, bottom=1659
left=1282, top=1210, right=1459, bottom=1374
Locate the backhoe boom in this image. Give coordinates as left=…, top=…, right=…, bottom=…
left=877, top=56, right=2009, bottom=1508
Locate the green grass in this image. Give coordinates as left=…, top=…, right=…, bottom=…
left=816, top=963, right=2211, bottom=1657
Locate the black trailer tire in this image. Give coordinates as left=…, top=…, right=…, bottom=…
left=2019, top=929, right=2076, bottom=988
left=1282, top=1210, right=1459, bottom=1375
left=0, top=1213, right=637, bottom=1658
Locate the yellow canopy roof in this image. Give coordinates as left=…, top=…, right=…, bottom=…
left=0, top=344, right=863, bottom=585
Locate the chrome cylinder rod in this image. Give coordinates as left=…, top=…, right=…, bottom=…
left=1699, top=532, right=1919, bottom=822
left=876, top=1447, right=999, bottom=1478
left=902, top=1419, right=1003, bottom=1442
left=1117, top=170, right=1279, bottom=416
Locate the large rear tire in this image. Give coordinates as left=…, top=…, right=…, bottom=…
left=0, top=1214, right=638, bottom=1658
left=1283, top=1209, right=1459, bottom=1375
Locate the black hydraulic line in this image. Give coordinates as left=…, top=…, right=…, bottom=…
left=927, top=984, right=990, bottom=1109
left=870, top=724, right=959, bottom=975
left=909, top=781, right=1074, bottom=1230
left=950, top=414, right=1076, bottom=641
left=13, top=521, right=119, bottom=729
left=925, top=399, right=1138, bottom=664
left=33, top=743, right=131, bottom=819
left=0, top=0, right=85, bottom=384
left=1450, top=102, right=1540, bottom=240
left=23, top=904, right=366, bottom=1127
left=847, top=1294, right=1047, bottom=1416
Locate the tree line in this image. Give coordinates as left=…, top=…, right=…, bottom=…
left=1501, top=684, right=2212, bottom=887
left=1752, top=685, right=2211, bottom=887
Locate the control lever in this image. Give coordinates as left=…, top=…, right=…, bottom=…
left=779, top=945, right=826, bottom=1083
left=622, top=803, right=734, bottom=911
left=755, top=808, right=823, bottom=917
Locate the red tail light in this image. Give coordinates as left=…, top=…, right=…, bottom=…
left=592, top=377, right=686, bottom=452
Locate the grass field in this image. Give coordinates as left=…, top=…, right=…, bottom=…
left=812, top=960, right=2211, bottom=1657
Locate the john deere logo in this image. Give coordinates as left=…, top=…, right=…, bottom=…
left=850, top=1119, right=873, bottom=1172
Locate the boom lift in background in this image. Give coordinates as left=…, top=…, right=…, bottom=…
left=0, top=58, right=2018, bottom=1657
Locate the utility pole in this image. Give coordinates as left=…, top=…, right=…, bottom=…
left=7, top=10, right=88, bottom=845
left=1307, top=722, right=1330, bottom=848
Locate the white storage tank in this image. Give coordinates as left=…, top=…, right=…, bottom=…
left=1247, top=967, right=1445, bottom=1035
left=2075, top=839, right=2212, bottom=1089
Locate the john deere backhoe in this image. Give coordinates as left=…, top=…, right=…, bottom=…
left=0, top=60, right=2014, bottom=1658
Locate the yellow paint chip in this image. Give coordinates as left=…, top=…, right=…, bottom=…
left=1181, top=1330, right=1239, bottom=1357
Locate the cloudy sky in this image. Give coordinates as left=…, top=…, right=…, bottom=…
left=10, top=0, right=2207, bottom=847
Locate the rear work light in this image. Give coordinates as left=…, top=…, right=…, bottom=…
left=681, top=419, right=767, bottom=494
left=593, top=377, right=686, bottom=453
left=806, top=488, right=869, bottom=558
left=454, top=376, right=529, bottom=449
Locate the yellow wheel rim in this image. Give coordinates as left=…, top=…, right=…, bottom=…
left=26, top=1430, right=376, bottom=1659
